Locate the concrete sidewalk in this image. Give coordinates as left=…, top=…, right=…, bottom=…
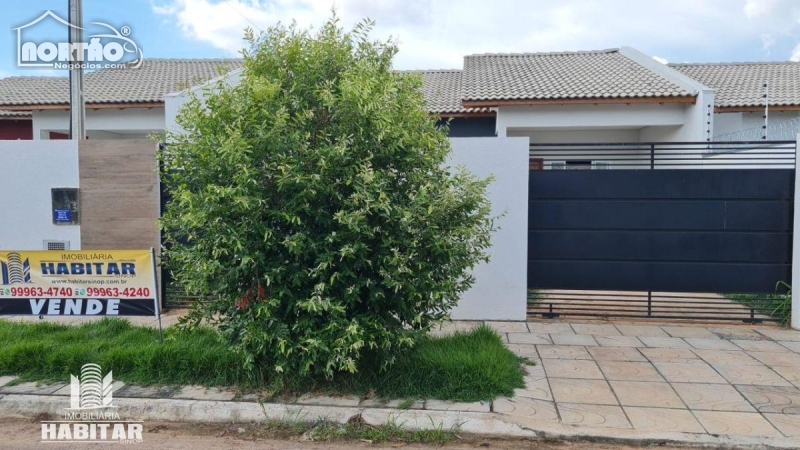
left=1, top=319, right=799, bottom=448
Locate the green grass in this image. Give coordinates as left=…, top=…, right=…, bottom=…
left=725, top=292, right=791, bottom=325
left=527, top=289, right=541, bottom=307
left=329, top=325, right=525, bottom=402
left=0, top=319, right=254, bottom=387
left=251, top=415, right=459, bottom=445
left=0, top=319, right=523, bottom=402
left=304, top=417, right=459, bottom=445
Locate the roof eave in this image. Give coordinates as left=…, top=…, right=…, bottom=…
left=0, top=102, right=165, bottom=111
left=716, top=105, right=800, bottom=113
left=618, top=47, right=709, bottom=94
left=462, top=95, right=697, bottom=108
left=434, top=111, right=496, bottom=118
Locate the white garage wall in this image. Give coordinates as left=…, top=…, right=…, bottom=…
left=448, top=137, right=529, bottom=321
left=0, top=141, right=80, bottom=250
left=33, top=109, right=165, bottom=140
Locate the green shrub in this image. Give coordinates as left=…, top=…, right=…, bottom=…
left=159, top=17, right=495, bottom=379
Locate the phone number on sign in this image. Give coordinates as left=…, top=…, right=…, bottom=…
left=0, top=287, right=151, bottom=298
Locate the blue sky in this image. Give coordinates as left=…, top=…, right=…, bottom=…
left=2, top=0, right=799, bottom=78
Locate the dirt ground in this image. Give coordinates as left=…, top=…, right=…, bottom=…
left=0, top=416, right=704, bottom=449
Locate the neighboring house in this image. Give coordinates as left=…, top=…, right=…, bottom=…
left=0, top=59, right=242, bottom=139
left=420, top=49, right=800, bottom=146
left=415, top=70, right=496, bottom=137
left=458, top=47, right=714, bottom=144
left=164, top=67, right=500, bottom=137
left=0, top=111, right=32, bottom=139
left=670, top=62, right=800, bottom=140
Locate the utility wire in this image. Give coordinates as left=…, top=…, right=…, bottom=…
left=223, top=0, right=264, bottom=32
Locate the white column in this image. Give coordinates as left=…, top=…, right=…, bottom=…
left=793, top=133, right=800, bottom=329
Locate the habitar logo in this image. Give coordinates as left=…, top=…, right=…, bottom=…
left=41, top=262, right=136, bottom=276
left=1, top=252, right=32, bottom=285
left=41, top=422, right=143, bottom=443
left=40, top=363, right=144, bottom=444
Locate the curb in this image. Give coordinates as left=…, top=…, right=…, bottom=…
left=1, top=394, right=798, bottom=449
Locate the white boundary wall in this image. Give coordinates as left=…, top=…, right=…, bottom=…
left=448, top=137, right=529, bottom=321
left=0, top=141, right=80, bottom=250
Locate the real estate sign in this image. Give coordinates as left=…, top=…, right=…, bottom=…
left=0, top=250, right=159, bottom=316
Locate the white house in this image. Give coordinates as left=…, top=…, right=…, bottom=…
left=1, top=48, right=798, bottom=322
left=409, top=48, right=799, bottom=169
left=458, top=47, right=715, bottom=143
left=0, top=59, right=242, bottom=139
left=671, top=62, right=800, bottom=141
left=0, top=47, right=798, bottom=149
left=413, top=48, right=799, bottom=145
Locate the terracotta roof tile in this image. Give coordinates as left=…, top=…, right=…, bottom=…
left=0, top=58, right=242, bottom=106
left=462, top=49, right=693, bottom=103
left=408, top=70, right=490, bottom=115
left=670, top=62, right=800, bottom=108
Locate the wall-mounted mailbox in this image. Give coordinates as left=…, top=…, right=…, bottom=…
left=52, top=188, right=80, bottom=225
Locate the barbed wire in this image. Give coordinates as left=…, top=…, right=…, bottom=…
left=713, top=117, right=800, bottom=142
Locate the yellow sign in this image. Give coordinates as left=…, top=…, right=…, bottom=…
left=0, top=250, right=158, bottom=316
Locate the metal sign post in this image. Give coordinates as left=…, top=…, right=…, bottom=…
left=151, top=248, right=164, bottom=343
left=68, top=0, right=85, bottom=140
left=793, top=133, right=800, bottom=330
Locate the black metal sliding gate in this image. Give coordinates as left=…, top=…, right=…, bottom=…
left=527, top=141, right=797, bottom=322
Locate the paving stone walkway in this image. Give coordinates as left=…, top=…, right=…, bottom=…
left=479, top=320, right=800, bottom=441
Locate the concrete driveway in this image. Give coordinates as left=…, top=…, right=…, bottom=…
left=478, top=319, right=800, bottom=442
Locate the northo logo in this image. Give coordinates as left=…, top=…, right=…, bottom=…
left=14, top=11, right=143, bottom=69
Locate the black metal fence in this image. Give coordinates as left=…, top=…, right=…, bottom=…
left=528, top=140, right=797, bottom=323
left=158, top=150, right=198, bottom=309
left=528, top=140, right=796, bottom=169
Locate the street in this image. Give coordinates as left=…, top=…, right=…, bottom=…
left=0, top=416, right=697, bottom=449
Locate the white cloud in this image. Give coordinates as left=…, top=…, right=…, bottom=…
left=741, top=0, right=800, bottom=59
left=744, top=0, right=780, bottom=18
left=792, top=43, right=800, bottom=61
left=760, top=33, right=776, bottom=51
left=152, top=0, right=285, bottom=54
left=153, top=0, right=800, bottom=68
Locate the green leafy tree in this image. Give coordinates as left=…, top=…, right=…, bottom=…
left=160, top=17, right=495, bottom=379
